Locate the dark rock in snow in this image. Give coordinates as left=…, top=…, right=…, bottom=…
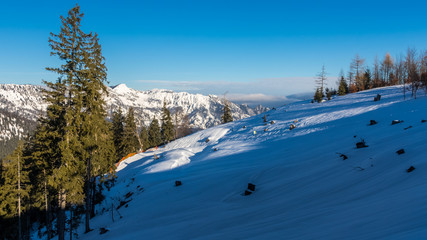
left=396, top=149, right=405, bottom=155
left=392, top=120, right=403, bottom=125
left=248, top=183, right=256, bottom=191
left=289, top=124, right=296, bottom=130
left=404, top=126, right=412, bottom=130
left=369, top=120, right=377, bottom=125
left=99, top=227, right=109, bottom=235
left=337, top=153, right=348, bottom=160
left=175, top=180, right=182, bottom=187
left=205, top=138, right=210, bottom=143
left=407, top=166, right=415, bottom=173
left=244, top=190, right=252, bottom=196
left=356, top=140, right=368, bottom=148
left=421, top=120, right=426, bottom=123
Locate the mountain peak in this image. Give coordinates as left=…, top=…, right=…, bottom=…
left=112, top=83, right=131, bottom=94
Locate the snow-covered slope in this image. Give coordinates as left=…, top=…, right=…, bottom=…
left=81, top=86, right=427, bottom=240
left=0, top=84, right=267, bottom=158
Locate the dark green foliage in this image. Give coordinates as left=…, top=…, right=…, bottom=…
left=111, top=108, right=125, bottom=160
left=313, top=88, right=323, bottom=103
left=161, top=101, right=175, bottom=144
left=338, top=76, right=348, bottom=95
left=363, top=69, right=372, bottom=90
left=121, top=107, right=140, bottom=155
left=148, top=117, right=162, bottom=148
left=139, top=126, right=149, bottom=151
left=0, top=141, right=30, bottom=240
left=222, top=101, right=233, bottom=124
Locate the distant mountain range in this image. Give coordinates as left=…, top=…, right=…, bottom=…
left=0, top=83, right=269, bottom=159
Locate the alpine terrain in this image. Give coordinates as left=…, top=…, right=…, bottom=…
left=68, top=85, right=427, bottom=240
left=0, top=83, right=268, bottom=159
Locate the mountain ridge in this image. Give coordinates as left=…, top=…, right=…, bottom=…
left=0, top=83, right=268, bottom=159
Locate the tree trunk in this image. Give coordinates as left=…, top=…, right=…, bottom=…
left=85, top=159, right=91, bottom=233
left=57, top=189, right=66, bottom=240
left=44, top=170, right=52, bottom=240
left=18, top=154, right=22, bottom=240
left=91, top=180, right=96, bottom=218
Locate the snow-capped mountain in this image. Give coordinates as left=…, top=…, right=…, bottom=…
left=0, top=83, right=268, bottom=158
left=75, top=85, right=427, bottom=240
left=106, top=84, right=268, bottom=129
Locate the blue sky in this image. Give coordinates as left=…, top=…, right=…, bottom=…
left=1, top=0, right=426, bottom=106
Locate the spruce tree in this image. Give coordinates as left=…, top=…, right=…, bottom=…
left=313, top=88, right=323, bottom=103
left=45, top=5, right=99, bottom=239
left=148, top=117, right=162, bottom=148
left=0, top=141, right=30, bottom=240
left=338, top=76, right=348, bottom=96
left=121, top=107, right=140, bottom=155
left=139, top=126, right=149, bottom=151
left=111, top=108, right=125, bottom=160
left=161, top=101, right=175, bottom=144
left=222, top=100, right=233, bottom=124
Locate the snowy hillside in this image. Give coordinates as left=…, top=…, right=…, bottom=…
left=80, top=86, right=427, bottom=240
left=0, top=84, right=267, bottom=158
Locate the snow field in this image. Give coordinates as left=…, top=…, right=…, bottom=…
left=81, top=86, right=427, bottom=240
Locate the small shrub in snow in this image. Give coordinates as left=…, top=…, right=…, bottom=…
left=356, top=139, right=368, bottom=148
left=99, top=228, right=109, bottom=235
left=289, top=124, right=296, bottom=130
left=396, top=149, right=405, bottom=155
left=374, top=94, right=381, bottom=101
left=205, top=138, right=210, bottom=143
left=369, top=120, right=377, bottom=125
left=404, top=126, right=412, bottom=130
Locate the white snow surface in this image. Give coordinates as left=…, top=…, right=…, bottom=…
left=78, top=86, right=427, bottom=240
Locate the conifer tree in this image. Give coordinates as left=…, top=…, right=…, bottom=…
left=0, top=141, right=30, bottom=240
left=161, top=100, right=175, bottom=144
left=148, top=117, right=162, bottom=148
left=26, top=120, right=56, bottom=239
left=338, top=76, right=348, bottom=95
left=313, top=88, right=323, bottom=103
left=139, top=126, right=149, bottom=151
left=111, top=108, right=125, bottom=160
left=121, top=107, right=140, bottom=155
left=45, top=5, right=100, bottom=239
left=222, top=100, right=233, bottom=124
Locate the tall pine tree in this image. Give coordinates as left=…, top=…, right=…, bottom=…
left=111, top=108, right=125, bottom=160
left=148, top=117, right=162, bottom=148
left=0, top=141, right=30, bottom=240
left=161, top=100, right=175, bottom=144
left=121, top=107, right=140, bottom=155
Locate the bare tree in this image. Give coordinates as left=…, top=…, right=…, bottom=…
left=315, top=65, right=327, bottom=96
left=373, top=56, right=381, bottom=88
left=351, top=54, right=365, bottom=91
left=406, top=48, right=420, bottom=99
left=381, top=53, right=394, bottom=85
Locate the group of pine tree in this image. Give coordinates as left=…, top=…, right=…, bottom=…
left=0, top=5, right=201, bottom=240
left=313, top=50, right=427, bottom=103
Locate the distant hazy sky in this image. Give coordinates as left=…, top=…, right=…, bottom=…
left=1, top=0, right=426, bottom=106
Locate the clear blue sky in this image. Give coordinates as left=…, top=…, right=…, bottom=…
left=1, top=0, right=426, bottom=106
